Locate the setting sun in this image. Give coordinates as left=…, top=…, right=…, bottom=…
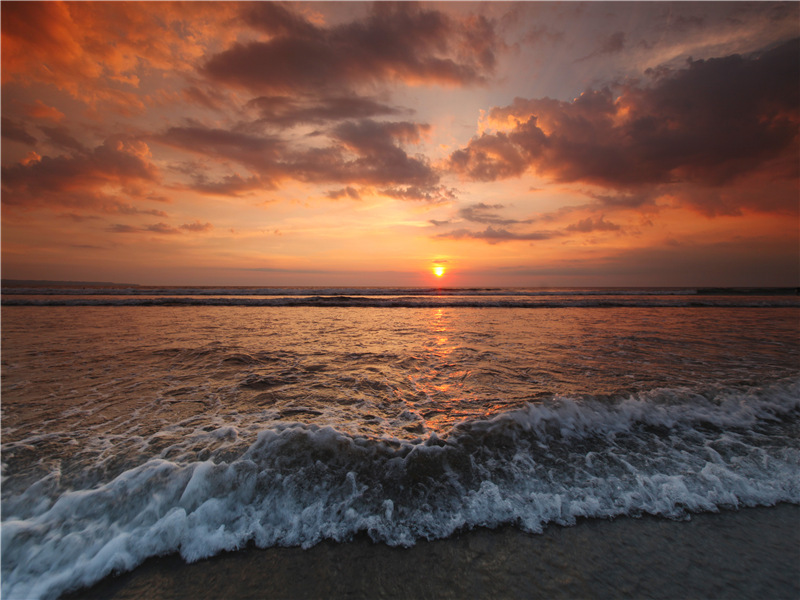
left=433, top=265, right=446, bottom=277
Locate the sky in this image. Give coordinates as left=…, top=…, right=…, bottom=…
left=2, top=1, right=798, bottom=287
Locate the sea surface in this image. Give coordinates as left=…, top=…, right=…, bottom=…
left=2, top=286, right=799, bottom=599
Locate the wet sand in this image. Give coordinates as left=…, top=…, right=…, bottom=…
left=62, top=504, right=799, bottom=600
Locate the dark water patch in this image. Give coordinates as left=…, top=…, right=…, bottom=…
left=238, top=374, right=296, bottom=390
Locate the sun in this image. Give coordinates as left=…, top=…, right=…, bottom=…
left=433, top=265, right=446, bottom=277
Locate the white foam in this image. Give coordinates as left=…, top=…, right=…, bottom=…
left=2, top=379, right=799, bottom=599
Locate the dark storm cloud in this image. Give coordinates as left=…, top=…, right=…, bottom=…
left=203, top=2, right=498, bottom=93
left=1, top=117, right=37, bottom=145
left=450, top=38, right=799, bottom=212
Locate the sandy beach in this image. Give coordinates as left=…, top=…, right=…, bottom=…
left=63, top=504, right=799, bottom=600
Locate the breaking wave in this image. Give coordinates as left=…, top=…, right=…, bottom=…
left=2, top=379, right=798, bottom=599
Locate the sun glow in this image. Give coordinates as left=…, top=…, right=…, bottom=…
left=433, top=265, right=445, bottom=277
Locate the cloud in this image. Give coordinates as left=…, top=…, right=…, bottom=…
left=185, top=173, right=267, bottom=197
left=449, top=129, right=530, bottom=180
left=247, top=95, right=406, bottom=127
left=575, top=32, right=626, bottom=62
left=438, top=226, right=560, bottom=244
left=434, top=210, right=625, bottom=244
left=55, top=204, right=166, bottom=221
left=380, top=185, right=455, bottom=203
left=40, top=126, right=88, bottom=153
left=326, top=187, right=361, bottom=200
left=450, top=38, right=799, bottom=213
left=112, top=203, right=168, bottom=218
left=59, top=213, right=102, bottom=223
left=25, top=100, right=65, bottom=122
left=146, top=222, right=182, bottom=235
left=458, top=202, right=533, bottom=225
left=108, top=221, right=212, bottom=235
left=1, top=2, right=236, bottom=113
left=1, top=117, right=37, bottom=145
left=181, top=86, right=229, bottom=112
left=180, top=220, right=213, bottom=233
left=583, top=190, right=656, bottom=209
left=2, top=136, right=159, bottom=209
left=334, top=120, right=430, bottom=152
left=108, top=224, right=140, bottom=234
left=158, top=126, right=284, bottom=171
left=158, top=119, right=441, bottom=193
left=565, top=216, right=622, bottom=233
left=203, top=3, right=498, bottom=93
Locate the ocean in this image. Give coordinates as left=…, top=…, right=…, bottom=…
left=2, top=286, right=799, bottom=599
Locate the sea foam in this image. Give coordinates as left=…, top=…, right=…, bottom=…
left=2, top=379, right=798, bottom=600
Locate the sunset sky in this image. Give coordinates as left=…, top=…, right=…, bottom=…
left=2, top=1, right=798, bottom=287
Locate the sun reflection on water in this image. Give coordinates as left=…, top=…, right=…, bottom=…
left=396, top=307, right=479, bottom=435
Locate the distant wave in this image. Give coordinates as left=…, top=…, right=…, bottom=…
left=3, top=378, right=798, bottom=599
left=2, top=286, right=797, bottom=297
left=2, top=295, right=798, bottom=308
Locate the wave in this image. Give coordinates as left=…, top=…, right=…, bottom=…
left=3, top=286, right=797, bottom=297
left=2, top=379, right=799, bottom=599
left=3, top=295, right=798, bottom=308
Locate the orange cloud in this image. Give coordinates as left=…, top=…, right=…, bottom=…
left=1, top=2, right=235, bottom=113
left=2, top=136, right=159, bottom=210
left=25, top=100, right=65, bottom=122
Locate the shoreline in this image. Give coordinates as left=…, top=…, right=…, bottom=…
left=61, top=503, right=800, bottom=600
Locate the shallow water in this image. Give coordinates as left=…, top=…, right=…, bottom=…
left=2, top=288, right=799, bottom=599
left=63, top=504, right=800, bottom=600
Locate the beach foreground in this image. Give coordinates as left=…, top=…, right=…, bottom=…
left=64, top=504, right=799, bottom=600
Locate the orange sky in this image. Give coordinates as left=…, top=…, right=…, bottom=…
left=2, top=1, right=798, bottom=287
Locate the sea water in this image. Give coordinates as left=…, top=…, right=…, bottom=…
left=2, top=287, right=798, bottom=599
